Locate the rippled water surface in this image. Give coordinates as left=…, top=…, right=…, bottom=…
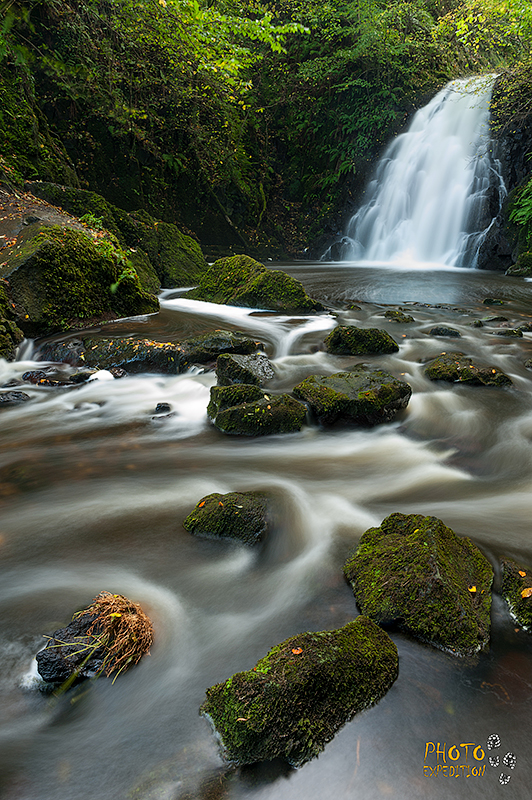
left=1, top=263, right=531, bottom=800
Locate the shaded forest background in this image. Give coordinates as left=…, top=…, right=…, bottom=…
left=1, top=0, right=532, bottom=258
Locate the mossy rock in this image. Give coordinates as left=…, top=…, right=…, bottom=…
left=384, top=309, right=414, bottom=323
left=183, top=491, right=269, bottom=545
left=77, top=338, right=182, bottom=373
left=28, top=183, right=207, bottom=288
left=1, top=225, right=158, bottom=337
left=293, top=367, right=411, bottom=426
left=427, top=327, right=461, bottom=338
left=343, top=513, right=493, bottom=656
left=0, top=281, right=24, bottom=360
left=494, top=328, right=523, bottom=338
left=0, top=391, right=30, bottom=406
left=179, top=330, right=262, bottom=368
left=500, top=559, right=532, bottom=631
left=208, top=385, right=307, bottom=436
left=201, top=615, right=398, bottom=767
left=183, top=254, right=324, bottom=313
left=324, top=326, right=399, bottom=356
left=424, top=352, right=512, bottom=386
left=216, top=353, right=274, bottom=386
left=506, top=252, right=532, bottom=277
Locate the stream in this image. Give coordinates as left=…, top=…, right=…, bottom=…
left=0, top=262, right=531, bottom=800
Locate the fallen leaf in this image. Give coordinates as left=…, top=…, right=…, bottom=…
left=198, top=501, right=205, bottom=508
left=291, top=647, right=303, bottom=655
left=521, top=587, right=532, bottom=598
left=468, top=585, right=477, bottom=593
left=519, top=570, right=526, bottom=577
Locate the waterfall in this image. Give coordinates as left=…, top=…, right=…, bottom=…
left=327, top=76, right=505, bottom=267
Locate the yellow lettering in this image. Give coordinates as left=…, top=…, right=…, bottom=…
left=473, top=746, right=485, bottom=761
left=448, top=745, right=460, bottom=761
left=424, top=742, right=436, bottom=761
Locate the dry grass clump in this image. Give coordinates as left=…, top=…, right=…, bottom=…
left=74, top=591, right=154, bottom=680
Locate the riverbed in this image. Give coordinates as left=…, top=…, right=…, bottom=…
left=0, top=262, right=531, bottom=800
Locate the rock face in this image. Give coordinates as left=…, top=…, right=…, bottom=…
left=0, top=281, right=24, bottom=360
left=324, top=326, right=399, bottom=355
left=424, top=353, right=512, bottom=386
left=343, top=513, right=493, bottom=656
left=208, top=385, right=307, bottom=436
left=501, top=559, right=532, bottom=631
left=183, top=491, right=269, bottom=545
left=293, top=367, right=411, bottom=426
left=1, top=224, right=159, bottom=337
left=216, top=353, right=274, bottom=386
left=183, top=254, right=324, bottom=313
left=201, top=615, right=398, bottom=767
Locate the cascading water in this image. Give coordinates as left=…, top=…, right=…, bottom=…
left=327, top=75, right=505, bottom=266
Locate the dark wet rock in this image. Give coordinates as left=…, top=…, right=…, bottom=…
left=428, top=327, right=461, bottom=338
left=484, top=316, right=509, bottom=324
left=483, top=298, right=506, bottom=306
left=0, top=390, right=30, bottom=406
left=20, top=369, right=72, bottom=387
left=36, top=614, right=105, bottom=683
left=471, top=320, right=484, bottom=328
left=525, top=358, right=532, bottom=370
left=179, top=330, right=262, bottom=368
left=384, top=309, right=415, bottom=323
left=2, top=379, right=23, bottom=387
left=154, top=402, right=172, bottom=414
left=201, top=615, right=398, bottom=767
left=494, top=328, right=523, bottom=338
left=343, top=513, right=493, bottom=656
left=424, top=352, right=512, bottom=386
left=501, top=559, right=532, bottom=631
left=109, top=367, right=127, bottom=379
left=216, top=353, right=274, bottom=387
left=325, top=325, right=399, bottom=356
left=183, top=254, right=324, bottom=313
left=78, top=338, right=182, bottom=373
left=183, top=491, right=269, bottom=545
left=70, top=369, right=99, bottom=383
left=37, top=339, right=84, bottom=366
left=518, top=322, right=532, bottom=333
left=208, top=385, right=307, bottom=436
left=293, top=366, right=411, bottom=426
left=0, top=281, right=24, bottom=361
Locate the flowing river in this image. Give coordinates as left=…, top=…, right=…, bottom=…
left=1, top=77, right=532, bottom=800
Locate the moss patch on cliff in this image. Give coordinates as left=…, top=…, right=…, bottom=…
left=201, top=615, right=398, bottom=767
left=501, top=558, right=532, bottom=631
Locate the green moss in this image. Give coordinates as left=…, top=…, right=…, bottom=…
left=424, top=352, right=512, bottom=386
left=210, top=391, right=307, bottom=436
left=293, top=367, right=411, bottom=426
left=500, top=559, right=532, bottom=631
left=183, top=491, right=269, bottom=545
left=506, top=252, right=532, bottom=277
left=201, top=615, right=398, bottom=767
left=207, top=385, right=267, bottom=418
left=384, top=309, right=415, bottom=323
left=2, top=225, right=158, bottom=337
left=324, top=326, right=399, bottom=355
left=0, top=282, right=24, bottom=360
left=343, top=513, right=493, bottom=656
left=184, top=255, right=324, bottom=313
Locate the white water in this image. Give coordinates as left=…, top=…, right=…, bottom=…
left=334, top=76, right=504, bottom=267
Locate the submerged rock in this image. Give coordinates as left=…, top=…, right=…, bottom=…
left=293, top=366, right=411, bottom=426
left=428, top=326, right=461, bottom=338
left=183, top=491, right=269, bottom=545
left=494, top=328, right=523, bottom=338
left=501, top=559, right=532, bottom=631
left=384, top=309, right=415, bottom=323
left=343, top=513, right=493, bottom=656
left=424, top=352, right=512, bottom=386
left=183, top=254, right=324, bottom=313
left=216, top=352, right=274, bottom=386
left=201, top=615, right=398, bottom=767
left=207, top=385, right=307, bottom=436
left=0, top=391, right=30, bottom=406
left=324, top=325, right=399, bottom=355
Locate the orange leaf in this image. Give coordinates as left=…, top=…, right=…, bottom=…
left=292, top=647, right=303, bottom=655
left=219, top=502, right=224, bottom=507
left=519, top=570, right=526, bottom=577
left=468, top=585, right=477, bottom=593
left=198, top=501, right=205, bottom=508
left=521, top=587, right=532, bottom=598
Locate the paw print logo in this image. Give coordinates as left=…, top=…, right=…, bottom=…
left=487, top=734, right=516, bottom=786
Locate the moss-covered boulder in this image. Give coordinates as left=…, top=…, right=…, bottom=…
left=424, top=352, right=512, bottom=386
left=183, top=491, right=269, bottom=545
left=1, top=225, right=158, bottom=337
left=201, top=615, right=398, bottom=767
left=494, top=328, right=523, bottom=338
left=0, top=281, right=24, bottom=360
left=344, top=513, right=493, bottom=656
left=183, top=254, right=324, bottom=313
left=324, top=326, right=399, bottom=356
left=501, top=559, right=532, bottom=631
left=428, top=327, right=461, bottom=338
left=28, top=182, right=207, bottom=287
left=384, top=309, right=414, bottom=323
left=293, top=367, right=411, bottom=426
left=216, top=353, right=274, bottom=387
left=506, top=252, right=532, bottom=277
left=208, top=385, right=307, bottom=436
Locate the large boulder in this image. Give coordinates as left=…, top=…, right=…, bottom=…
left=183, top=254, right=324, bottom=313
left=343, top=513, right=493, bottom=656
left=293, top=366, right=411, bottom=426
left=424, top=352, right=512, bottom=386
left=216, top=353, right=274, bottom=386
left=200, top=615, right=398, bottom=767
left=208, top=385, right=307, bottom=436
left=183, top=491, right=269, bottom=545
left=324, top=326, right=399, bottom=355
left=1, top=224, right=158, bottom=337
left=501, top=559, right=532, bottom=631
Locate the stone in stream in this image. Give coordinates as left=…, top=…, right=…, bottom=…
left=200, top=615, right=398, bottom=767
left=384, top=309, right=415, bottom=323
left=216, top=352, right=274, bottom=387
left=500, top=559, right=532, bottom=631
left=494, top=328, right=523, bottom=338
left=427, top=326, right=461, bottom=338
left=343, top=513, right=493, bottom=656
left=183, top=491, right=269, bottom=545
left=292, top=366, right=411, bottom=426
left=0, top=391, right=30, bottom=406
left=182, top=254, right=324, bottom=313
left=424, top=352, right=512, bottom=386
left=324, top=325, right=399, bottom=355
left=207, top=384, right=307, bottom=436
